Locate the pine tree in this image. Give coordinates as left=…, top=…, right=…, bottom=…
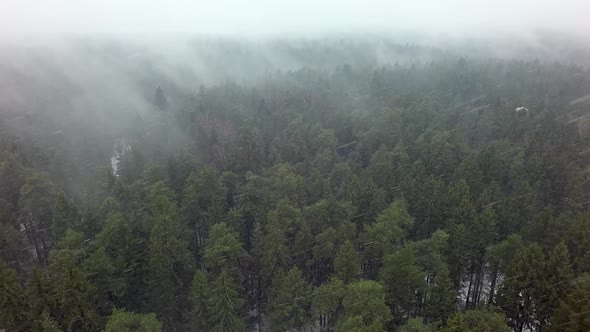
left=549, top=277, right=590, bottom=332
left=368, top=145, right=396, bottom=197
left=105, top=309, right=162, bottom=332
left=292, top=217, right=314, bottom=276
left=424, top=268, right=455, bottom=323
left=440, top=312, right=470, bottom=332
left=51, top=192, right=79, bottom=241
left=447, top=222, right=468, bottom=290
left=335, top=280, right=391, bottom=332
left=28, top=267, right=57, bottom=330
left=539, top=242, right=572, bottom=328
left=441, top=310, right=510, bottom=332
left=270, top=163, right=303, bottom=205
left=182, top=168, right=226, bottom=253
left=268, top=267, right=312, bottom=331
left=47, top=246, right=99, bottom=331
left=209, top=271, right=246, bottom=332
left=188, top=271, right=212, bottom=332
left=38, top=310, right=61, bottom=332
left=249, top=221, right=267, bottom=331
left=345, top=175, right=387, bottom=227
left=488, top=234, right=524, bottom=305
left=147, top=191, right=193, bottom=329
left=0, top=221, right=30, bottom=273
left=497, top=244, right=545, bottom=332
left=260, top=200, right=300, bottom=281
left=203, top=222, right=245, bottom=280
left=0, top=262, right=30, bottom=330
left=83, top=212, right=134, bottom=313
left=446, top=179, right=474, bottom=226
left=313, top=278, right=346, bottom=330
left=463, top=207, right=496, bottom=309
left=18, top=171, right=55, bottom=264
left=235, top=171, right=269, bottom=249
left=334, top=240, right=360, bottom=284
left=312, top=227, right=338, bottom=284
left=379, top=243, right=426, bottom=324
left=565, top=211, right=590, bottom=274
left=362, top=198, right=413, bottom=276
left=335, top=315, right=383, bottom=332
left=398, top=318, right=435, bottom=332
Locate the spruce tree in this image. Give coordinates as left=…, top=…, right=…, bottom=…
left=0, top=262, right=30, bottom=330
left=268, top=267, right=312, bottom=331
left=209, top=271, right=246, bottom=332
left=334, top=240, right=360, bottom=284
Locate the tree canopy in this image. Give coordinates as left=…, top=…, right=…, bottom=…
left=1, top=37, right=590, bottom=332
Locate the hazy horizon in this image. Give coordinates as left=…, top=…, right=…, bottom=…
left=0, top=0, right=589, bottom=42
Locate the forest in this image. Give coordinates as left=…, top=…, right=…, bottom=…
left=1, top=37, right=590, bottom=332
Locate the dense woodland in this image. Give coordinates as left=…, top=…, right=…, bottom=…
left=2, top=39, right=590, bottom=332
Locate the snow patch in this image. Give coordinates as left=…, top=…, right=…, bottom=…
left=110, top=137, right=131, bottom=177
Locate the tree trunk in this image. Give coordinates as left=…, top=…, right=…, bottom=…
left=465, top=271, right=474, bottom=309
left=487, top=262, right=499, bottom=307
left=472, top=264, right=482, bottom=309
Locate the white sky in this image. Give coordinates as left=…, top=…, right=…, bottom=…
left=0, top=0, right=588, bottom=40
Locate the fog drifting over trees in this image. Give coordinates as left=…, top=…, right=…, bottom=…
left=2, top=1, right=590, bottom=332
left=1, top=0, right=589, bottom=39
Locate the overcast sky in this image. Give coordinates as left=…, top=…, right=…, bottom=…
left=0, top=0, right=588, bottom=40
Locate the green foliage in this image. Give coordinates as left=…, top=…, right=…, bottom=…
left=565, top=212, right=590, bottom=274
left=379, top=243, right=427, bottom=323
left=209, top=271, right=246, bottom=332
left=335, top=315, right=384, bottom=332
left=182, top=167, right=226, bottom=251
left=51, top=192, right=79, bottom=241
left=497, top=242, right=574, bottom=330
left=0, top=221, right=30, bottom=271
left=549, top=276, right=590, bottom=332
left=188, top=271, right=212, bottom=331
left=497, top=244, right=546, bottom=331
left=446, top=179, right=474, bottom=226
left=28, top=268, right=57, bottom=330
left=304, top=199, right=354, bottom=236
left=335, top=280, right=392, bottom=332
left=398, top=318, right=435, bottom=332
left=38, top=310, right=61, bottom=332
left=364, top=199, right=414, bottom=258
left=313, top=277, right=346, bottom=319
left=105, top=308, right=162, bottom=332
left=85, top=212, right=134, bottom=302
left=441, top=310, right=510, bottom=332
left=4, top=40, right=590, bottom=332
left=424, top=268, right=455, bottom=323
left=270, top=163, right=304, bottom=204
left=46, top=246, right=99, bottom=331
left=368, top=145, right=396, bottom=196
left=260, top=200, right=302, bottom=280
left=18, top=171, right=55, bottom=264
left=203, top=222, right=245, bottom=279
left=98, top=196, right=122, bottom=220
left=147, top=189, right=193, bottom=329
left=334, top=240, right=360, bottom=284
left=0, top=262, right=30, bottom=330
left=268, top=267, right=312, bottom=331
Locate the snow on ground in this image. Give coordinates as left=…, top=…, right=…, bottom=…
left=110, top=137, right=131, bottom=176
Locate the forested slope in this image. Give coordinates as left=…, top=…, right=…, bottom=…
left=2, top=39, right=590, bottom=332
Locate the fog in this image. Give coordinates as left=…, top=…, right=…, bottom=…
left=0, top=0, right=588, bottom=119
left=2, top=3, right=590, bottom=329
left=1, top=0, right=589, bottom=40
left=1, top=0, right=590, bottom=196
